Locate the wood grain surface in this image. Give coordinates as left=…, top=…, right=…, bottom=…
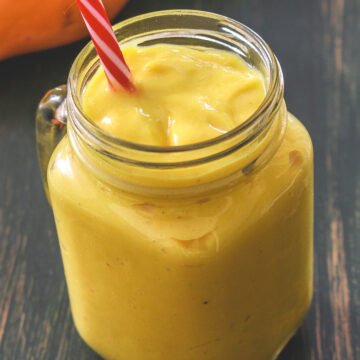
left=0, top=0, right=359, bottom=359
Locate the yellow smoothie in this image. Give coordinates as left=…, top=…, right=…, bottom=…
left=47, top=44, right=313, bottom=360
left=83, top=45, right=265, bottom=146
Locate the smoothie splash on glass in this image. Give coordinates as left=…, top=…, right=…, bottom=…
left=36, top=9, right=313, bottom=360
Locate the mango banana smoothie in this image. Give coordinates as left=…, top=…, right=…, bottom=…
left=83, top=45, right=265, bottom=146
left=47, top=43, right=313, bottom=360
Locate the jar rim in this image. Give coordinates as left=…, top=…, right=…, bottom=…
left=67, top=9, right=284, bottom=158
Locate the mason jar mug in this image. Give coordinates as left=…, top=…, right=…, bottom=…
left=36, top=10, right=313, bottom=360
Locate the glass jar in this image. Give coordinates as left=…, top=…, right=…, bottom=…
left=36, top=10, right=313, bottom=360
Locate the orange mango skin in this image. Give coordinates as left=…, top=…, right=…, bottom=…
left=0, top=0, right=128, bottom=60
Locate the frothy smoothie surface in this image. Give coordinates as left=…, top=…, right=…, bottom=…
left=82, top=44, right=266, bottom=146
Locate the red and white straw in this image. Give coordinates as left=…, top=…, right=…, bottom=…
left=76, top=0, right=135, bottom=92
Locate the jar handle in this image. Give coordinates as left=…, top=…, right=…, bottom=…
left=36, top=85, right=67, bottom=202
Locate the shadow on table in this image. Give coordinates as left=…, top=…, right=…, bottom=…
left=278, top=327, right=310, bottom=360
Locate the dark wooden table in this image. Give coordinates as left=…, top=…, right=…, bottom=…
left=0, top=0, right=359, bottom=359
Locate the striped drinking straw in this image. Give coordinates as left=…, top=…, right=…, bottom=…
left=76, top=0, right=135, bottom=92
